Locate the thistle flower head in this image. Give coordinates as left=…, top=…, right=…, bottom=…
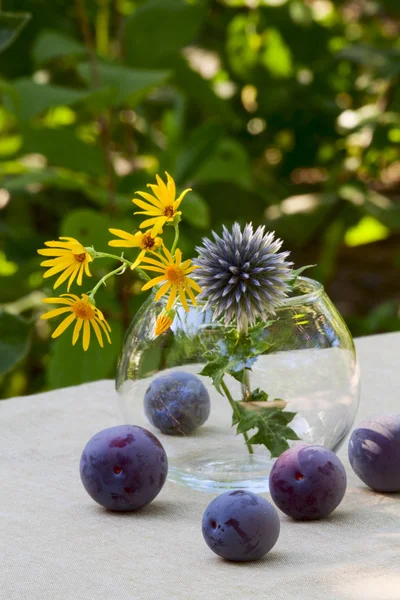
left=194, top=223, right=293, bottom=331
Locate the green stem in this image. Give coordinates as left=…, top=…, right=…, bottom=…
left=96, top=0, right=110, bottom=57
left=88, top=263, right=126, bottom=299
left=94, top=251, right=150, bottom=282
left=221, top=379, right=254, bottom=455
left=171, top=224, right=180, bottom=256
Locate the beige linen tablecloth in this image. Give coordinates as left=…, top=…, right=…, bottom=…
left=1, top=333, right=399, bottom=600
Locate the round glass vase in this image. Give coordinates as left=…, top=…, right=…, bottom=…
left=115, top=277, right=360, bottom=493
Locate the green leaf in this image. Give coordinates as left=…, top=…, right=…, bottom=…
left=233, top=403, right=299, bottom=457
left=262, top=29, right=293, bottom=78
left=77, top=62, right=170, bottom=107
left=199, top=356, right=228, bottom=394
left=194, top=138, right=252, bottom=189
left=0, top=311, right=32, bottom=376
left=183, top=191, right=210, bottom=229
left=20, top=127, right=104, bottom=177
left=248, top=388, right=269, bottom=402
left=0, top=11, right=31, bottom=53
left=47, top=318, right=122, bottom=389
left=200, top=323, right=274, bottom=391
left=172, top=56, right=235, bottom=122
left=32, top=30, right=85, bottom=65
left=7, top=79, right=89, bottom=121
left=60, top=209, right=112, bottom=252
left=290, top=264, right=316, bottom=285
left=123, top=0, right=208, bottom=68
left=175, top=122, right=225, bottom=183
left=345, top=216, right=390, bottom=247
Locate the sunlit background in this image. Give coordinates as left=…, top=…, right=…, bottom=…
left=0, top=0, right=399, bottom=398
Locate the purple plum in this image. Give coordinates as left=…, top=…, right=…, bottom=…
left=80, top=424, right=168, bottom=511
left=144, top=371, right=210, bottom=435
left=269, top=445, right=347, bottom=520
left=202, top=490, right=280, bottom=562
left=348, top=414, right=400, bottom=493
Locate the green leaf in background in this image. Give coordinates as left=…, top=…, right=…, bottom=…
left=0, top=11, right=31, bottom=53
left=47, top=318, right=122, bottom=389
left=123, top=0, right=208, bottom=68
left=172, top=56, right=235, bottom=121
left=194, top=138, right=252, bottom=189
left=183, top=191, right=210, bottom=229
left=20, top=127, right=104, bottom=177
left=60, top=209, right=113, bottom=252
left=77, top=62, right=170, bottom=107
left=175, top=122, right=225, bottom=183
left=262, top=29, right=293, bottom=78
left=32, top=29, right=85, bottom=64
left=345, top=216, right=390, bottom=247
left=0, top=312, right=32, bottom=376
left=7, top=79, right=89, bottom=121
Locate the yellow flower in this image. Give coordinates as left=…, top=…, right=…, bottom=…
left=133, top=172, right=191, bottom=236
left=108, top=228, right=163, bottom=270
left=38, top=237, right=92, bottom=292
left=155, top=311, right=175, bottom=336
left=40, top=293, right=111, bottom=351
left=140, top=247, right=201, bottom=311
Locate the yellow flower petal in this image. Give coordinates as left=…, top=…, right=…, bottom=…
left=43, top=259, right=74, bottom=278
left=155, top=281, right=171, bottom=301
left=40, top=307, right=72, bottom=320
left=140, top=256, right=166, bottom=268
left=83, top=320, right=90, bottom=351
left=38, top=249, right=71, bottom=257
left=166, top=172, right=176, bottom=199
left=151, top=218, right=167, bottom=237
left=84, top=261, right=91, bottom=277
left=44, top=241, right=77, bottom=249
left=66, top=263, right=81, bottom=292
left=90, top=318, right=104, bottom=347
left=163, top=245, right=173, bottom=263
left=184, top=282, right=198, bottom=306
left=166, top=284, right=177, bottom=310
left=133, top=199, right=162, bottom=213
left=130, top=249, right=146, bottom=270
left=186, top=277, right=202, bottom=293
left=175, top=249, right=182, bottom=267
left=174, top=188, right=191, bottom=210
left=138, top=216, right=163, bottom=229
left=95, top=317, right=111, bottom=343
left=135, top=191, right=164, bottom=209
left=134, top=209, right=164, bottom=217
left=77, top=263, right=85, bottom=286
left=141, top=275, right=166, bottom=291
left=178, top=285, right=189, bottom=311
left=42, top=297, right=74, bottom=305
left=148, top=182, right=168, bottom=206
left=139, top=265, right=165, bottom=273
left=53, top=263, right=77, bottom=289
left=72, top=318, right=83, bottom=345
left=51, top=313, right=76, bottom=338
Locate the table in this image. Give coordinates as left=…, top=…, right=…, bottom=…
left=1, top=332, right=399, bottom=600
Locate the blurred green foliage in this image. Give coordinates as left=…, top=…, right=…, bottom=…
left=0, top=0, right=399, bottom=398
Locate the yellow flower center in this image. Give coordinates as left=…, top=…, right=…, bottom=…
left=165, top=265, right=185, bottom=285
left=71, top=299, right=95, bottom=320
left=140, top=233, right=156, bottom=250
left=163, top=205, right=175, bottom=218
left=73, top=252, right=87, bottom=263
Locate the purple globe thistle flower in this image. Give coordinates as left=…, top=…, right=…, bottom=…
left=194, top=223, right=293, bottom=331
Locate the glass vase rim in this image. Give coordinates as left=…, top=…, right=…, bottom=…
left=151, top=276, right=324, bottom=312
left=278, top=275, right=324, bottom=308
